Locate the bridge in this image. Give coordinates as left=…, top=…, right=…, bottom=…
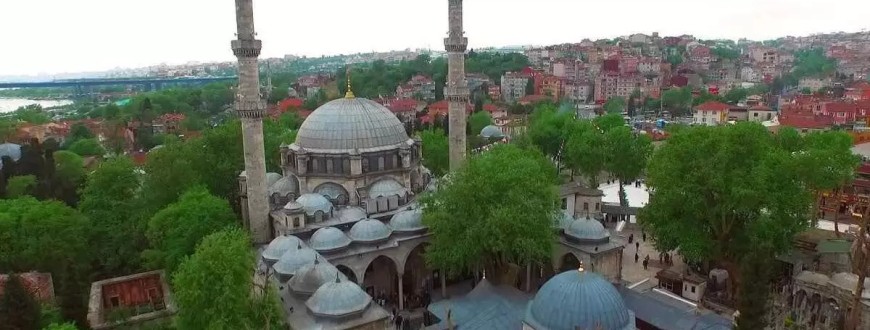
left=0, top=76, right=237, bottom=89
left=0, top=76, right=238, bottom=98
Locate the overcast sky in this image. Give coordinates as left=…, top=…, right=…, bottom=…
left=1, top=0, right=868, bottom=77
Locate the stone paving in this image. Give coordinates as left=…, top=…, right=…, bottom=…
left=616, top=224, right=686, bottom=286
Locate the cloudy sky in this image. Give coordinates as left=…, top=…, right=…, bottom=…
left=1, top=0, right=868, bottom=76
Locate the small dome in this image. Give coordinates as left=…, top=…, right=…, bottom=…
left=480, top=125, right=506, bottom=139
left=262, top=235, right=303, bottom=262
left=525, top=270, right=633, bottom=330
left=269, top=175, right=299, bottom=196
left=273, top=244, right=317, bottom=277
left=284, top=201, right=303, bottom=211
left=266, top=172, right=283, bottom=187
left=294, top=97, right=411, bottom=153
left=306, top=277, right=372, bottom=318
left=337, top=207, right=367, bottom=222
left=309, top=227, right=352, bottom=252
left=0, top=143, right=21, bottom=170
left=349, top=219, right=392, bottom=243
left=368, top=179, right=409, bottom=198
left=554, top=210, right=574, bottom=230
left=288, top=259, right=347, bottom=296
left=565, top=216, right=610, bottom=243
left=296, top=193, right=333, bottom=216
left=389, top=209, right=426, bottom=233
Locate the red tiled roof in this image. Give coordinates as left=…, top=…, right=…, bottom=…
left=482, top=104, right=504, bottom=114
left=0, top=272, right=55, bottom=303
left=278, top=98, right=304, bottom=111
left=383, top=98, right=418, bottom=113
left=427, top=100, right=472, bottom=116
left=778, top=114, right=833, bottom=129
left=156, top=113, right=186, bottom=123
left=694, top=101, right=731, bottom=112
left=519, top=95, right=554, bottom=104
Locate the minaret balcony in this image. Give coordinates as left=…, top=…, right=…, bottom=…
left=443, top=37, right=468, bottom=52
left=235, top=100, right=266, bottom=119
left=231, top=39, right=262, bottom=57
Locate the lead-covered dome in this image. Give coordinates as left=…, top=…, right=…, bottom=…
left=369, top=179, right=409, bottom=198
left=554, top=210, right=574, bottom=230
left=306, top=277, right=372, bottom=318
left=309, top=227, right=352, bottom=253
left=565, top=216, right=610, bottom=244
left=296, top=193, right=333, bottom=216
left=266, top=172, right=283, bottom=187
left=480, top=125, right=506, bottom=139
left=262, top=235, right=303, bottom=263
left=389, top=209, right=425, bottom=233
left=525, top=269, right=633, bottom=330
left=269, top=175, right=299, bottom=196
left=273, top=244, right=317, bottom=278
left=349, top=219, right=392, bottom=243
left=294, top=97, right=411, bottom=153
left=288, top=258, right=346, bottom=296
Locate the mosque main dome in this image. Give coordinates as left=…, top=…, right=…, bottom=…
left=525, top=269, right=634, bottom=330
left=294, top=97, right=411, bottom=153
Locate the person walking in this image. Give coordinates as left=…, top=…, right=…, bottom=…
left=628, top=234, right=634, bottom=244
left=642, top=232, right=646, bottom=242
left=634, top=253, right=639, bottom=263
left=642, top=259, right=649, bottom=270
left=635, top=242, right=640, bottom=250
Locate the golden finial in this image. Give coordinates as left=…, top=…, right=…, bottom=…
left=578, top=260, right=585, bottom=273
left=345, top=66, right=355, bottom=99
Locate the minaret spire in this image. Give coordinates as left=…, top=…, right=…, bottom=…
left=345, top=66, right=355, bottom=99
left=232, top=0, right=270, bottom=244
left=445, top=0, right=469, bottom=170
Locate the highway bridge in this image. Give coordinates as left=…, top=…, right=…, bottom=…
left=0, top=76, right=237, bottom=89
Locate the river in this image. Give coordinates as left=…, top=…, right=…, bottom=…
left=0, top=98, right=74, bottom=113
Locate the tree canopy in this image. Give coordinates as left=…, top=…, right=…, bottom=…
left=144, top=186, right=238, bottom=275
left=422, top=144, right=558, bottom=279
left=66, top=138, right=104, bottom=157
left=172, top=228, right=284, bottom=330
left=639, top=122, right=824, bottom=319
left=0, top=197, right=91, bottom=323
left=420, top=129, right=449, bottom=177
left=603, top=97, right=626, bottom=114
left=79, top=156, right=147, bottom=278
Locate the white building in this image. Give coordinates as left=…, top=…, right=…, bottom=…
left=501, top=72, right=530, bottom=103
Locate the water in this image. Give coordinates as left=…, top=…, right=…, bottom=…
left=0, top=98, right=74, bottom=113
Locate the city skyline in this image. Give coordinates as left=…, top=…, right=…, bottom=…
left=1, top=0, right=869, bottom=76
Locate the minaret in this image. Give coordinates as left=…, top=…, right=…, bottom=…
left=232, top=0, right=270, bottom=244
left=444, top=0, right=469, bottom=170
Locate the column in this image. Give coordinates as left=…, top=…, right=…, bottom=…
left=398, top=273, right=404, bottom=310
left=441, top=274, right=447, bottom=298
left=525, top=263, right=531, bottom=292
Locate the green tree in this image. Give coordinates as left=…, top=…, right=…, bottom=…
left=0, top=198, right=91, bottom=324
left=172, top=228, right=284, bottom=330
left=735, top=248, right=775, bottom=330
left=603, top=97, right=626, bottom=114
left=79, top=157, right=146, bottom=278
left=795, top=131, right=860, bottom=230
left=603, top=126, right=653, bottom=207
left=6, top=175, right=37, bottom=198
left=723, top=87, right=749, bottom=104
left=661, top=87, right=692, bottom=115
left=144, top=187, right=238, bottom=275
left=420, top=129, right=449, bottom=177
left=564, top=120, right=607, bottom=188
left=277, top=112, right=302, bottom=130
left=140, top=142, right=200, bottom=213
left=639, top=123, right=813, bottom=307
left=468, top=111, right=493, bottom=137
left=0, top=274, right=42, bottom=330
left=67, top=138, right=104, bottom=157
left=422, top=144, right=557, bottom=281
left=51, top=151, right=85, bottom=206
left=711, top=47, right=741, bottom=60
left=526, top=103, right=573, bottom=159
left=62, top=123, right=94, bottom=149
left=14, top=105, right=51, bottom=124
left=0, top=118, right=18, bottom=142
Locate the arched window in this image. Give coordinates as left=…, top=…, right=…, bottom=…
left=378, top=157, right=385, bottom=171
